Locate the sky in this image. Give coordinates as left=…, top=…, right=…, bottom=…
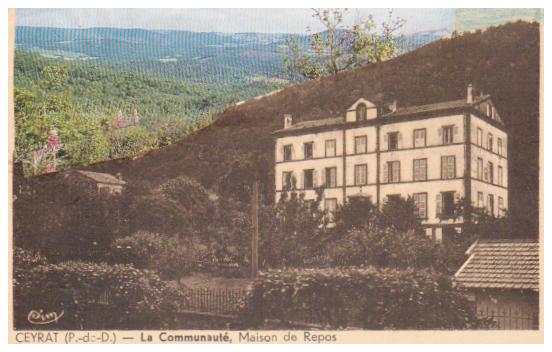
left=16, top=8, right=455, bottom=35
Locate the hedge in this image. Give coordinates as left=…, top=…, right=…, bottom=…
left=109, top=231, right=216, bottom=279
left=14, top=261, right=182, bottom=330
left=242, top=267, right=491, bottom=330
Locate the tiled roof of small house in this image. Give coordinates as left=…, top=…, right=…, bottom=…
left=455, top=239, right=539, bottom=291
left=75, top=170, right=127, bottom=185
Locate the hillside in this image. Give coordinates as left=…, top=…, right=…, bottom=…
left=77, top=21, right=540, bottom=234
left=15, top=26, right=444, bottom=83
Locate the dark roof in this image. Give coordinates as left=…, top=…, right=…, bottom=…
left=455, top=239, right=539, bottom=291
left=386, top=95, right=490, bottom=118
left=275, top=117, right=344, bottom=134
left=274, top=95, right=495, bottom=135
left=75, top=170, right=127, bottom=185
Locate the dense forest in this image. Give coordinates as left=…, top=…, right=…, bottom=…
left=14, top=50, right=286, bottom=173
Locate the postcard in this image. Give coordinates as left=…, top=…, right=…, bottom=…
left=7, top=7, right=544, bottom=344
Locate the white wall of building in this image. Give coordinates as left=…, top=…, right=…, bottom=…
left=274, top=106, right=508, bottom=232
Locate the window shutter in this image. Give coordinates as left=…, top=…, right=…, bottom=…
left=454, top=125, right=459, bottom=135
left=383, top=134, right=388, bottom=147
left=300, top=171, right=304, bottom=189
left=398, top=133, right=402, bottom=148
left=382, top=163, right=388, bottom=183
left=438, top=127, right=442, bottom=137
left=321, top=169, right=326, bottom=187
left=436, top=193, right=442, bottom=218
left=313, top=169, right=318, bottom=187
left=312, top=143, right=316, bottom=158
left=302, top=144, right=305, bottom=158
left=290, top=173, right=296, bottom=190
left=291, top=145, right=295, bottom=160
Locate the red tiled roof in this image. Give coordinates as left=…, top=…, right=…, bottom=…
left=455, top=239, right=539, bottom=291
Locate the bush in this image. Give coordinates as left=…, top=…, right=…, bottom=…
left=110, top=231, right=215, bottom=279
left=13, top=261, right=182, bottom=330
left=326, top=227, right=438, bottom=269
left=242, top=267, right=490, bottom=330
left=128, top=176, right=213, bottom=237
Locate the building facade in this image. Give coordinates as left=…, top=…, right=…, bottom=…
left=274, top=85, right=508, bottom=240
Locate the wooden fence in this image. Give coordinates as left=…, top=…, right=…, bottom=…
left=180, top=287, right=247, bottom=315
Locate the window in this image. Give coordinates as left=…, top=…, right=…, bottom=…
left=413, top=129, right=426, bottom=148
left=488, top=194, right=495, bottom=216
left=282, top=171, right=293, bottom=189
left=303, top=142, right=313, bottom=159
left=497, top=138, right=503, bottom=155
left=498, top=196, right=504, bottom=215
left=441, top=156, right=456, bottom=179
left=388, top=132, right=399, bottom=150
left=413, top=158, right=427, bottom=181
left=413, top=193, right=428, bottom=219
left=283, top=144, right=293, bottom=161
left=487, top=133, right=493, bottom=152
left=354, top=135, right=367, bottom=154
left=387, top=161, right=400, bottom=183
left=324, top=198, right=338, bottom=212
left=303, top=169, right=314, bottom=189
left=486, top=103, right=492, bottom=117
left=488, top=162, right=494, bottom=184
left=354, top=164, right=367, bottom=185
left=356, top=103, right=367, bottom=121
left=442, top=125, right=454, bottom=144
left=498, top=166, right=503, bottom=186
left=477, top=158, right=483, bottom=179
left=387, top=194, right=401, bottom=203
left=440, top=191, right=455, bottom=218
left=325, top=167, right=337, bottom=187
left=477, top=128, right=483, bottom=146
left=477, top=192, right=484, bottom=208
left=325, top=139, right=336, bottom=157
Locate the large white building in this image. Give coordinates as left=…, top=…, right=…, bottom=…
left=273, top=85, right=508, bottom=241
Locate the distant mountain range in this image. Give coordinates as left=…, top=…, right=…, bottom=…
left=15, top=26, right=446, bottom=83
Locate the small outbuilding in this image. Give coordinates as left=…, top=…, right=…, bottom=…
left=72, top=170, right=127, bottom=195
left=455, top=239, right=539, bottom=329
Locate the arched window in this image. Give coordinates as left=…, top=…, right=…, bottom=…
left=356, top=103, right=367, bottom=121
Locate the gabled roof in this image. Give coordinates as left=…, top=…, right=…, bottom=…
left=75, top=170, right=127, bottom=185
left=274, top=94, right=500, bottom=136
left=455, top=239, right=539, bottom=291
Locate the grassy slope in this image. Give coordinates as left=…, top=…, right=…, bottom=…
left=86, top=21, right=540, bottom=234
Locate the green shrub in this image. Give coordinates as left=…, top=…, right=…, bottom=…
left=242, top=267, right=490, bottom=330
left=326, top=227, right=438, bottom=269
left=110, top=231, right=215, bottom=279
left=14, top=261, right=182, bottom=330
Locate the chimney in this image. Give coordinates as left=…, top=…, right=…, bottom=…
left=467, top=84, right=473, bottom=104
left=284, top=114, right=293, bottom=129
left=388, top=99, right=398, bottom=113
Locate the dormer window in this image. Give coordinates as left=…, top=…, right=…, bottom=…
left=356, top=103, right=367, bottom=121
